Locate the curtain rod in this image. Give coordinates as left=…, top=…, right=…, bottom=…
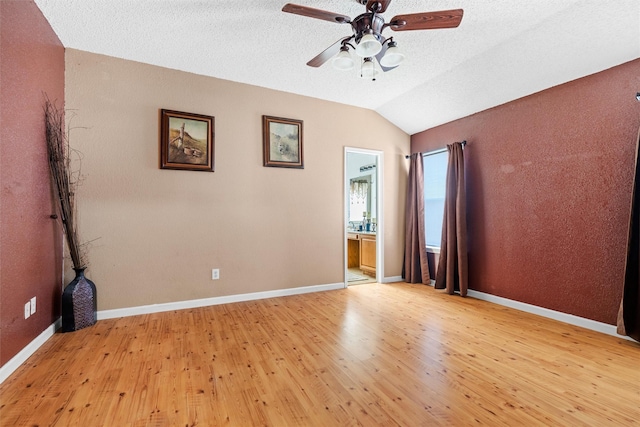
left=405, top=140, right=467, bottom=159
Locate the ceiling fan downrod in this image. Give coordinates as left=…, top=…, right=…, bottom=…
left=358, top=0, right=383, bottom=12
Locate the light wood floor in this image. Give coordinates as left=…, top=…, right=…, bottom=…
left=347, top=267, right=376, bottom=285
left=1, top=282, right=638, bottom=426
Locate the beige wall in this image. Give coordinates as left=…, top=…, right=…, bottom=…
left=65, top=49, right=409, bottom=311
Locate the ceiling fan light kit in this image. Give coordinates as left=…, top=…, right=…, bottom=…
left=379, top=40, right=404, bottom=68
left=360, top=57, right=379, bottom=80
left=282, top=1, right=463, bottom=79
left=356, top=32, right=382, bottom=57
left=333, top=47, right=356, bottom=71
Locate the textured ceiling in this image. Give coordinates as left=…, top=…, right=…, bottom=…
left=35, top=0, right=640, bottom=135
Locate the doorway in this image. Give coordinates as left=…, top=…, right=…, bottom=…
left=344, top=147, right=383, bottom=287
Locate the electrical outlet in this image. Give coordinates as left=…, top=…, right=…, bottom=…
left=24, top=302, right=31, bottom=319
left=31, top=296, right=37, bottom=314
left=212, top=268, right=220, bottom=280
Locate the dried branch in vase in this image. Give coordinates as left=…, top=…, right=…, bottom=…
left=44, top=98, right=87, bottom=270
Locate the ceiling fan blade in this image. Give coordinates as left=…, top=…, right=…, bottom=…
left=307, top=37, right=352, bottom=67
left=366, top=0, right=392, bottom=13
left=389, top=9, right=463, bottom=31
left=282, top=3, right=351, bottom=24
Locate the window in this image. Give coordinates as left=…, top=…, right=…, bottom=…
left=423, top=150, right=448, bottom=248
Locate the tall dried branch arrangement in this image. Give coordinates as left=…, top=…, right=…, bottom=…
left=44, top=98, right=86, bottom=270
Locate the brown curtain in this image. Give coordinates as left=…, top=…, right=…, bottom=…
left=617, top=126, right=640, bottom=342
left=435, top=142, right=468, bottom=296
left=403, top=153, right=430, bottom=284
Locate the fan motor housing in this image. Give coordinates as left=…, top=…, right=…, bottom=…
left=351, top=13, right=385, bottom=44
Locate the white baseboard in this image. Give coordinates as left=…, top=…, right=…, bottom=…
left=466, top=289, right=632, bottom=340
left=0, top=318, right=61, bottom=384
left=98, top=282, right=345, bottom=320
left=414, top=279, right=629, bottom=340
left=382, top=275, right=403, bottom=283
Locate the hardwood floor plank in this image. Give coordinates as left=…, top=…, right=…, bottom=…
left=1, top=282, right=638, bottom=426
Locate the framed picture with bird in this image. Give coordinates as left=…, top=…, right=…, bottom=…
left=160, top=109, right=215, bottom=172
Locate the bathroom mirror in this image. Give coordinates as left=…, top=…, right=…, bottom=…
left=346, top=152, right=377, bottom=230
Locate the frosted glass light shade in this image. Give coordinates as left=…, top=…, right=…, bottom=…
left=355, top=33, right=382, bottom=57
left=332, top=49, right=354, bottom=71
left=360, top=58, right=378, bottom=79
left=380, top=45, right=405, bottom=67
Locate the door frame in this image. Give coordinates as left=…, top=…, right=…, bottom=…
left=344, top=147, right=384, bottom=287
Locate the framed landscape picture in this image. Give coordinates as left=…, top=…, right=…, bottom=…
left=262, top=115, right=303, bottom=169
left=160, top=109, right=215, bottom=172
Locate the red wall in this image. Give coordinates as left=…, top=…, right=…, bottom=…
left=412, top=59, right=640, bottom=325
left=0, top=1, right=64, bottom=366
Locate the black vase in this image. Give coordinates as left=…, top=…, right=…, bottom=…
left=61, top=268, right=97, bottom=332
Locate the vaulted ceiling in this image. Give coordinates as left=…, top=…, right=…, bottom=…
left=35, top=0, right=640, bottom=135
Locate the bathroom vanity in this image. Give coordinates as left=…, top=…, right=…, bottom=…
left=347, top=232, right=376, bottom=276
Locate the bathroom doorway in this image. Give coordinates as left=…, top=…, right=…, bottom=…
left=344, top=147, right=383, bottom=286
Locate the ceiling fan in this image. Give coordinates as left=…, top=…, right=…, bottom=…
left=282, top=0, right=463, bottom=80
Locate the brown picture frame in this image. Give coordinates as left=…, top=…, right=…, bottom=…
left=160, top=109, right=215, bottom=172
left=262, top=115, right=304, bottom=169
